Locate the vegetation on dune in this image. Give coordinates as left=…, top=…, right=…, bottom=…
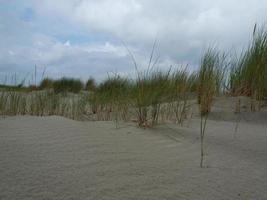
left=230, top=24, right=267, bottom=110
left=85, top=78, right=97, bottom=92
left=0, top=84, right=28, bottom=92
left=0, top=90, right=88, bottom=120
left=39, top=78, right=54, bottom=90
left=90, top=74, right=131, bottom=122
left=53, top=77, right=84, bottom=94
left=130, top=69, right=171, bottom=127
left=169, top=68, right=196, bottom=125
left=197, top=47, right=226, bottom=168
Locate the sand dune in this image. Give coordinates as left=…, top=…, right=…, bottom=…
left=0, top=108, right=267, bottom=199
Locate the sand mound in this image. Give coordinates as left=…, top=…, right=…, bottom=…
left=0, top=113, right=267, bottom=199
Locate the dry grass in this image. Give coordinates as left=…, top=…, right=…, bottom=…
left=0, top=90, right=88, bottom=120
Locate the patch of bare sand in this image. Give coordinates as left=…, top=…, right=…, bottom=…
left=0, top=109, right=266, bottom=199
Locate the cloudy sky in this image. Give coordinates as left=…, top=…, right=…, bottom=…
left=0, top=0, right=266, bottom=84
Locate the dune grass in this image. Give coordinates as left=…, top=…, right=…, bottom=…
left=90, top=74, right=131, bottom=123
left=85, top=78, right=97, bottom=92
left=83, top=67, right=196, bottom=127
left=0, top=90, right=88, bottom=120
left=82, top=67, right=195, bottom=128
left=53, top=77, right=84, bottom=94
left=197, top=47, right=226, bottom=168
left=39, top=78, right=54, bottom=90
left=230, top=25, right=267, bottom=110
left=130, top=69, right=171, bottom=127
left=169, top=68, right=196, bottom=125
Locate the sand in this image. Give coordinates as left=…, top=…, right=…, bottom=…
left=0, top=105, right=267, bottom=199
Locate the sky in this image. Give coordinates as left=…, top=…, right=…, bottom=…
left=0, top=0, right=267, bottom=84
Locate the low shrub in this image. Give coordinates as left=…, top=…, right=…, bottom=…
left=39, top=78, right=54, bottom=90
left=53, top=77, right=84, bottom=94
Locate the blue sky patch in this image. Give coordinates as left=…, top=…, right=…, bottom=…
left=20, top=7, right=35, bottom=22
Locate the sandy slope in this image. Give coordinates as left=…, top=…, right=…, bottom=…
left=0, top=110, right=267, bottom=199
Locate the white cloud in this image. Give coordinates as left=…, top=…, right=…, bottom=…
left=1, top=0, right=267, bottom=81
left=32, top=0, right=267, bottom=39
left=30, top=0, right=267, bottom=62
left=0, top=33, right=139, bottom=81
left=64, top=40, right=70, bottom=46
left=8, top=50, right=15, bottom=56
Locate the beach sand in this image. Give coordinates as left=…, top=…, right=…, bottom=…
left=0, top=101, right=267, bottom=199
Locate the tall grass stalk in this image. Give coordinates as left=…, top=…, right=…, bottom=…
left=197, top=48, right=225, bottom=168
